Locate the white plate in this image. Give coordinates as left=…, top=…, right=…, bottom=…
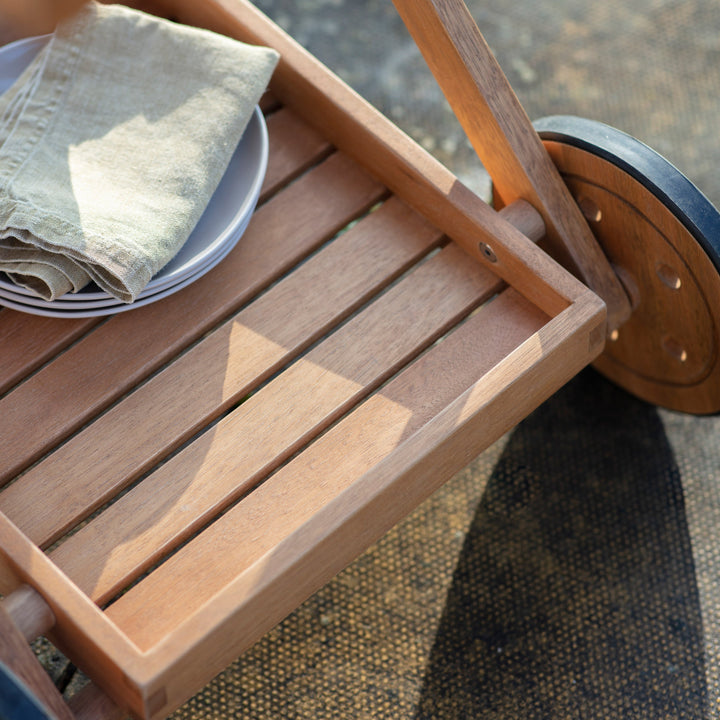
left=0, top=105, right=268, bottom=303
left=0, top=34, right=268, bottom=315
left=0, top=34, right=51, bottom=95
left=0, top=211, right=247, bottom=317
left=0, top=209, right=252, bottom=310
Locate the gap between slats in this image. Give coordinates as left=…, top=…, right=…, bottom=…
left=47, top=242, right=503, bottom=606
left=106, top=286, right=549, bottom=649
left=0, top=146, right=385, bottom=487
left=0, top=197, right=443, bottom=548
left=260, top=106, right=332, bottom=203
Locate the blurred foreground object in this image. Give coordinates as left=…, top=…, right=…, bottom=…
left=0, top=0, right=88, bottom=43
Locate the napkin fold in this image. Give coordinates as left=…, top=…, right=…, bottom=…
left=0, top=2, right=279, bottom=302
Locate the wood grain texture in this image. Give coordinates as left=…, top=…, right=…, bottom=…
left=1, top=198, right=442, bottom=548
left=390, top=0, right=629, bottom=331
left=107, top=287, right=549, bottom=649
left=50, top=243, right=501, bottom=605
left=0, top=2, right=612, bottom=718
left=156, top=0, right=595, bottom=321
left=127, top=289, right=605, bottom=719
left=0, top=152, right=384, bottom=486
left=0, top=314, right=99, bottom=396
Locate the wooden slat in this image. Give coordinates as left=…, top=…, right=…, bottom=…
left=259, top=107, right=331, bottom=202
left=0, top=314, right=100, bottom=396
left=1, top=198, right=442, bottom=548
left=107, top=287, right=549, bottom=648
left=49, top=243, right=502, bottom=605
left=132, top=291, right=605, bottom=720
left=0, top=106, right=319, bottom=399
left=0, top=152, right=385, bottom=486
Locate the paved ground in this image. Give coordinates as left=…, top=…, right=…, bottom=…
left=168, top=2, right=720, bottom=719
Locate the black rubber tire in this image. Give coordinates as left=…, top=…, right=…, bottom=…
left=534, top=115, right=720, bottom=278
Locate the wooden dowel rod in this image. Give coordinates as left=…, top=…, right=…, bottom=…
left=392, top=0, right=631, bottom=331
left=0, top=598, right=75, bottom=720
left=3, top=584, right=56, bottom=641
left=1, top=585, right=125, bottom=720
left=500, top=199, right=545, bottom=243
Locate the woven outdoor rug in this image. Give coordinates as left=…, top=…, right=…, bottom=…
left=171, top=368, right=720, bottom=719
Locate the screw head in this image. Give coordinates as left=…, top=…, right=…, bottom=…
left=478, top=242, right=498, bottom=262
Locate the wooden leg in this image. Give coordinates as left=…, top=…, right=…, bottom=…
left=0, top=586, right=126, bottom=720
left=391, top=0, right=632, bottom=332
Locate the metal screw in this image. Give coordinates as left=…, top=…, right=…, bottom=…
left=478, top=242, right=497, bottom=262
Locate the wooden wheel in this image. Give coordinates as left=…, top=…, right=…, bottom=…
left=535, top=116, right=720, bottom=414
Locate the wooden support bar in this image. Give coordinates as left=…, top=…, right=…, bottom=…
left=391, top=0, right=630, bottom=332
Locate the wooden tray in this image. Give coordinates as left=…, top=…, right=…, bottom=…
left=0, top=1, right=606, bottom=717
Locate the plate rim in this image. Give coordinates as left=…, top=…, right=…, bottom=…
left=0, top=105, right=268, bottom=306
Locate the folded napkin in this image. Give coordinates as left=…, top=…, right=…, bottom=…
left=0, top=2, right=279, bottom=302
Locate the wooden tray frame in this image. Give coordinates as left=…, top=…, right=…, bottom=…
left=0, top=1, right=607, bottom=718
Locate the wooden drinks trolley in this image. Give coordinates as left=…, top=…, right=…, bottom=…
left=1, top=0, right=719, bottom=717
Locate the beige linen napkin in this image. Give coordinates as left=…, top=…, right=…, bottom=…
left=0, top=2, right=279, bottom=302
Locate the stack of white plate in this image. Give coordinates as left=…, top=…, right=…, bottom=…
left=0, top=34, right=268, bottom=318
